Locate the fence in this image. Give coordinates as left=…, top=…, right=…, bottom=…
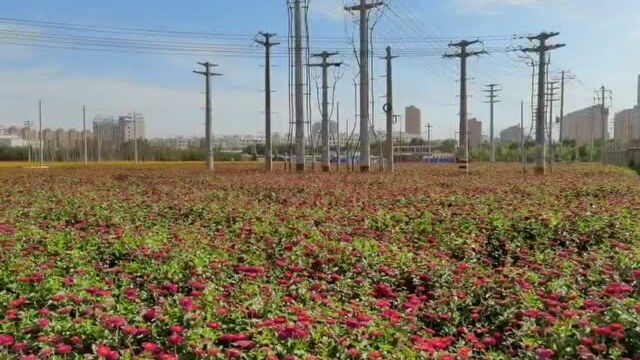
left=607, top=143, right=640, bottom=169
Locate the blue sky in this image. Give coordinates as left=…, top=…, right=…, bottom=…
left=0, top=0, right=638, bottom=139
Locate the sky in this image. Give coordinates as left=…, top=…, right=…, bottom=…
left=0, top=0, right=639, bottom=140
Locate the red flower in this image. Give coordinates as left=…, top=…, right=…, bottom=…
left=37, top=318, right=50, bottom=328
left=535, top=348, right=555, bottom=359
left=0, top=334, right=14, bottom=346
left=124, top=288, right=138, bottom=301
left=218, top=333, right=248, bottom=344
left=56, top=343, right=73, bottom=355
left=347, top=348, right=360, bottom=357
left=179, top=297, right=195, bottom=311
left=96, top=344, right=119, bottom=360
left=170, top=325, right=185, bottom=334
left=142, top=342, right=160, bottom=353
left=372, top=283, right=396, bottom=299
left=207, top=321, right=221, bottom=329
left=0, top=224, right=16, bottom=235
left=167, top=334, right=183, bottom=346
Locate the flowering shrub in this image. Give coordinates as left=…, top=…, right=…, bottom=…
left=0, top=164, right=639, bottom=359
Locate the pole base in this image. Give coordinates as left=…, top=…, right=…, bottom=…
left=360, top=165, right=370, bottom=173
left=295, top=164, right=305, bottom=172
left=322, top=165, right=330, bottom=172
left=534, top=166, right=545, bottom=175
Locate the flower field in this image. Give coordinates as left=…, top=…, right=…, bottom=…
left=1, top=164, right=639, bottom=359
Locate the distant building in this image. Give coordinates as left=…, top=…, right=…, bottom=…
left=118, top=113, right=146, bottom=142
left=561, top=105, right=608, bottom=145
left=614, top=107, right=640, bottom=144
left=93, top=116, right=119, bottom=143
left=0, top=135, right=25, bottom=147
left=405, top=106, right=421, bottom=136
left=468, top=118, right=482, bottom=150
left=500, top=125, right=522, bottom=143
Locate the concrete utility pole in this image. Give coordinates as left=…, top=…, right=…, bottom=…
left=256, top=32, right=280, bottom=172
left=444, top=40, right=486, bottom=170
left=82, top=105, right=88, bottom=165
left=38, top=100, right=43, bottom=167
left=194, top=61, right=222, bottom=172
left=555, top=70, right=574, bottom=162
left=426, top=123, right=432, bottom=163
left=483, top=84, right=501, bottom=162
left=132, top=112, right=138, bottom=163
left=292, top=0, right=306, bottom=172
left=310, top=51, right=342, bottom=172
left=336, top=102, right=340, bottom=171
left=521, top=32, right=565, bottom=175
left=345, top=0, right=384, bottom=172
left=521, top=100, right=526, bottom=172
left=546, top=81, right=559, bottom=170
left=595, top=86, right=612, bottom=164
left=382, top=46, right=397, bottom=172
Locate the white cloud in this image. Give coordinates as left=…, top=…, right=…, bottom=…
left=453, top=0, right=548, bottom=14
left=312, top=0, right=348, bottom=21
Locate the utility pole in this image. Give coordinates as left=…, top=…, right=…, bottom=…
left=444, top=40, right=486, bottom=171
left=336, top=102, right=340, bottom=171
left=132, top=112, right=138, bottom=163
left=310, top=51, right=342, bottom=172
left=546, top=81, right=559, bottom=170
left=595, top=86, right=612, bottom=164
left=426, top=123, right=432, bottom=163
left=345, top=0, right=384, bottom=172
left=521, top=100, right=526, bottom=172
left=194, top=61, right=222, bottom=172
left=521, top=32, right=565, bottom=175
left=292, top=0, right=306, bottom=172
left=82, top=105, right=88, bottom=165
left=256, top=32, right=280, bottom=172
left=483, top=83, right=501, bottom=162
left=38, top=100, right=43, bottom=167
left=382, top=46, right=397, bottom=172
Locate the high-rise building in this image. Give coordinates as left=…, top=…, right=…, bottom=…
left=93, top=116, right=119, bottom=143
left=405, top=106, right=421, bottom=137
left=500, top=125, right=522, bottom=143
left=614, top=107, right=640, bottom=144
left=118, top=113, right=146, bottom=142
left=561, top=105, right=608, bottom=146
left=468, top=118, right=482, bottom=150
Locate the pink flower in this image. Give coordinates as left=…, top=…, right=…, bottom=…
left=347, top=348, right=360, bottom=357
left=219, top=333, right=248, bottom=344
left=163, top=283, right=179, bottom=293
left=372, top=283, right=396, bottom=299
left=170, top=325, right=185, bottom=334
left=56, top=343, right=73, bottom=355
left=96, top=344, right=119, bottom=360
left=207, top=321, right=221, bottom=329
left=0, top=334, right=14, bottom=346
left=535, top=348, right=555, bottom=359
left=124, top=288, right=138, bottom=301
left=167, top=334, right=183, bottom=346
left=179, top=297, right=194, bottom=311
left=37, top=318, right=50, bottom=328
left=0, top=224, right=16, bottom=235
left=142, top=342, right=160, bottom=353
